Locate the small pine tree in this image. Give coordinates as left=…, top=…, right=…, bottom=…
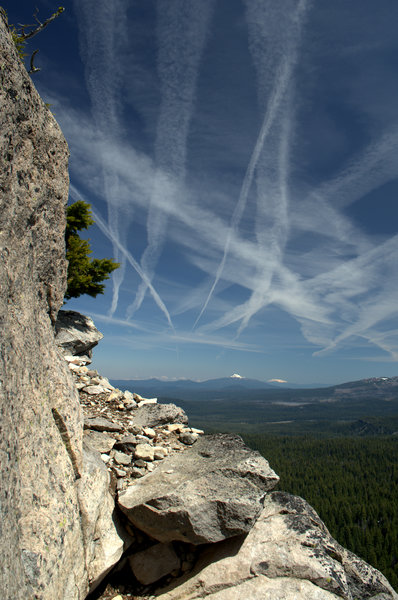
left=65, top=200, right=120, bottom=300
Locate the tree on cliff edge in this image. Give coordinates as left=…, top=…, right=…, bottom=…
left=65, top=200, right=120, bottom=300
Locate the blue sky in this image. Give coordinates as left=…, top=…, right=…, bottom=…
left=9, top=0, right=398, bottom=384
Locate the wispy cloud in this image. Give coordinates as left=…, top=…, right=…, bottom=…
left=127, top=0, right=215, bottom=319
left=86, top=312, right=262, bottom=354
left=194, top=0, right=309, bottom=328
left=57, top=1, right=398, bottom=367
left=74, top=0, right=135, bottom=316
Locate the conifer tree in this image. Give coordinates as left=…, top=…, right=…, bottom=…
left=65, top=200, right=119, bottom=300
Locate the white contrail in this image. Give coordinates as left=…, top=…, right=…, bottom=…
left=69, top=184, right=174, bottom=330
left=236, top=109, right=292, bottom=337
left=192, top=64, right=291, bottom=329
left=92, top=208, right=175, bottom=331
left=126, top=0, right=215, bottom=320
left=74, top=0, right=131, bottom=316
left=193, top=0, right=309, bottom=329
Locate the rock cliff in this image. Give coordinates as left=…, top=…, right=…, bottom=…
left=0, top=13, right=396, bottom=600
left=0, top=15, right=125, bottom=599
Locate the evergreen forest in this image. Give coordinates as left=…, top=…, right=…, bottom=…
left=241, top=434, right=398, bottom=591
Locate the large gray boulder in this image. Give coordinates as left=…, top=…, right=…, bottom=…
left=78, top=447, right=130, bottom=592
left=118, top=434, right=279, bottom=544
left=0, top=16, right=122, bottom=599
left=55, top=309, right=104, bottom=357
left=156, top=492, right=398, bottom=600
left=132, top=402, right=188, bottom=428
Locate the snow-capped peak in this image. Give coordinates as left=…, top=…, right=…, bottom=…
left=231, top=373, right=243, bottom=379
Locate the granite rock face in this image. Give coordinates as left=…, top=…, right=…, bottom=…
left=0, top=16, right=122, bottom=599
left=55, top=309, right=104, bottom=357
left=156, top=492, right=398, bottom=600
left=118, top=433, right=280, bottom=544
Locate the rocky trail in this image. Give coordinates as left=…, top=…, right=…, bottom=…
left=57, top=311, right=398, bottom=600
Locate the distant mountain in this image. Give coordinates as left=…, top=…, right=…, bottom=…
left=110, top=374, right=276, bottom=397
left=109, top=374, right=398, bottom=436
left=110, top=374, right=398, bottom=407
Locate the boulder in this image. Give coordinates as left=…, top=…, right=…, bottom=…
left=118, top=434, right=279, bottom=545
left=129, top=543, right=180, bottom=585
left=155, top=491, right=398, bottom=600
left=179, top=432, right=198, bottom=445
left=133, top=403, right=188, bottom=428
left=134, top=443, right=155, bottom=462
left=78, top=448, right=130, bottom=592
left=55, top=309, right=103, bottom=357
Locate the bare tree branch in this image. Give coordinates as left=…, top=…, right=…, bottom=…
left=28, top=49, right=40, bottom=74
left=17, top=7, right=64, bottom=42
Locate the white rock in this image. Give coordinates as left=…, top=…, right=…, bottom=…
left=68, top=363, right=80, bottom=372
left=82, top=385, right=106, bottom=395
left=153, top=447, right=168, bottom=460
left=143, top=427, right=156, bottom=439
left=114, top=468, right=127, bottom=478
left=64, top=354, right=76, bottom=362
left=96, top=377, right=114, bottom=390
left=134, top=444, right=155, bottom=462
left=166, top=423, right=185, bottom=433
left=139, top=398, right=158, bottom=406
left=101, top=454, right=110, bottom=464
left=191, top=428, right=205, bottom=435
left=107, top=389, right=124, bottom=402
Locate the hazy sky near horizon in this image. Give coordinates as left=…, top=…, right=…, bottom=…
left=10, top=0, right=398, bottom=384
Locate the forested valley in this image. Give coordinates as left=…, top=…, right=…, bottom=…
left=152, top=385, right=398, bottom=589
left=240, top=434, right=398, bottom=591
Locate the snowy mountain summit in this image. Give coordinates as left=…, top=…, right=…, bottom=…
left=230, top=373, right=243, bottom=379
